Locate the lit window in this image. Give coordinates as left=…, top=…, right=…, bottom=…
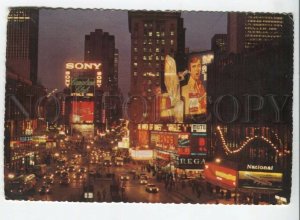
left=156, top=32, right=160, bottom=37
left=133, top=72, right=137, bottom=76
left=161, top=40, right=165, bottom=45
left=134, top=48, right=138, bottom=52
left=143, top=56, right=147, bottom=61
left=149, top=32, right=153, bottom=37
left=170, top=40, right=174, bottom=45
left=170, top=31, right=174, bottom=36
left=155, top=48, right=159, bottom=52
left=134, top=62, right=138, bottom=67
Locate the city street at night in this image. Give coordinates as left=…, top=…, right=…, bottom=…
left=3, top=7, right=294, bottom=207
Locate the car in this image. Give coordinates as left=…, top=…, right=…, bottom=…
left=73, top=172, right=83, bottom=181
left=140, top=179, right=148, bottom=185
left=120, top=174, right=130, bottom=181
left=67, top=166, right=76, bottom=172
left=104, top=160, right=112, bottom=166
left=128, top=169, right=136, bottom=175
left=145, top=184, right=159, bottom=193
left=43, top=174, right=54, bottom=184
left=60, top=177, right=70, bottom=185
left=139, top=175, right=148, bottom=184
left=79, top=167, right=87, bottom=173
left=38, top=185, right=51, bottom=194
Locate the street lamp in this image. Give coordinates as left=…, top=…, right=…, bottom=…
left=215, top=158, right=221, bottom=163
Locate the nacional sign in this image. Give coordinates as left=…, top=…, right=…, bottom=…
left=66, top=62, right=102, bottom=70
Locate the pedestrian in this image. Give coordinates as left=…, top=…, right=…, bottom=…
left=97, top=191, right=101, bottom=201
left=197, top=188, right=202, bottom=198
left=102, top=188, right=106, bottom=201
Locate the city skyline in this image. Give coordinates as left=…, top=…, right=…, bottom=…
left=38, top=9, right=227, bottom=95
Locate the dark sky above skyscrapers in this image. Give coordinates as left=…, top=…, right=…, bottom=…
left=38, top=9, right=227, bottom=95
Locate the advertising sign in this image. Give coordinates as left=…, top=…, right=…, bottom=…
left=190, top=135, right=207, bottom=156
left=178, top=133, right=190, bottom=147
left=238, top=171, right=283, bottom=190
left=150, top=132, right=177, bottom=152
left=130, top=150, right=153, bottom=160
left=138, top=130, right=149, bottom=146
left=177, top=147, right=191, bottom=156
left=191, top=124, right=207, bottom=133
left=176, top=155, right=205, bottom=169
left=71, top=77, right=95, bottom=96
left=203, top=162, right=237, bottom=189
left=156, top=150, right=171, bottom=161
left=71, top=101, right=94, bottom=123
left=72, top=124, right=94, bottom=137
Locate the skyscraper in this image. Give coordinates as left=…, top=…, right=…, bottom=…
left=128, top=11, right=185, bottom=123
left=6, top=8, right=39, bottom=84
left=84, top=29, right=117, bottom=92
left=211, top=34, right=227, bottom=54
left=84, top=29, right=121, bottom=129
left=227, top=13, right=288, bottom=53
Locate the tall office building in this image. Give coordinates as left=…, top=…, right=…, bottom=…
left=128, top=11, right=185, bottom=123
left=227, top=13, right=289, bottom=53
left=84, top=29, right=121, bottom=130
left=211, top=34, right=227, bottom=54
left=6, top=8, right=39, bottom=84
left=84, top=29, right=117, bottom=92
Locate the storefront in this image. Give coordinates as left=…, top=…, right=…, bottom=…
left=203, top=160, right=284, bottom=204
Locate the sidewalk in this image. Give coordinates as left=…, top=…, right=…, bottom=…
left=170, top=181, right=236, bottom=204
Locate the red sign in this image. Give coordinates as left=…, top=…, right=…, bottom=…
left=71, top=101, right=94, bottom=123
left=203, top=162, right=237, bottom=189
left=138, top=130, right=149, bottom=146
left=150, top=132, right=177, bottom=152
left=156, top=151, right=170, bottom=161
left=177, top=147, right=191, bottom=155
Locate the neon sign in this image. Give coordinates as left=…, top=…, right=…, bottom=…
left=65, top=62, right=102, bottom=70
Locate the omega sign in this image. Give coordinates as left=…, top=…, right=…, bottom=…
left=66, top=62, right=102, bottom=70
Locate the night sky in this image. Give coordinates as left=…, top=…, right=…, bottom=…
left=38, top=9, right=227, bottom=95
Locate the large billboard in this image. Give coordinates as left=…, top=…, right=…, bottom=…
left=182, top=53, right=213, bottom=117
left=70, top=74, right=95, bottom=97
left=159, top=53, right=213, bottom=122
left=150, top=131, right=178, bottom=152
left=203, top=162, right=237, bottom=189
left=65, top=62, right=102, bottom=97
left=71, top=101, right=94, bottom=123
left=238, top=171, right=283, bottom=190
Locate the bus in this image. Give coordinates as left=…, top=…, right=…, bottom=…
left=8, top=174, right=37, bottom=196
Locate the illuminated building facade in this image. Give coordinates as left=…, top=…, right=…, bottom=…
left=64, top=62, right=103, bottom=136
left=5, top=8, right=48, bottom=170
left=128, top=11, right=186, bottom=123
left=6, top=8, right=39, bottom=84
left=227, top=13, right=289, bottom=53
left=211, top=34, right=227, bottom=54
left=84, top=30, right=121, bottom=128
left=207, top=13, right=293, bottom=200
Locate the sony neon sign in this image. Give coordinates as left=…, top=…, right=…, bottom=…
left=65, top=62, right=102, bottom=70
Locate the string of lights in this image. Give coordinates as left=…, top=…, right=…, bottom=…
left=216, top=126, right=290, bottom=156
